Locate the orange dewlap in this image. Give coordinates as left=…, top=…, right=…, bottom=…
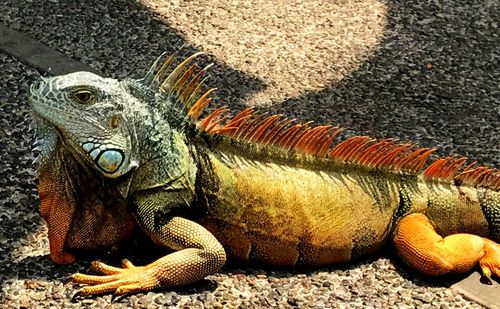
left=38, top=172, right=76, bottom=265
left=37, top=145, right=136, bottom=265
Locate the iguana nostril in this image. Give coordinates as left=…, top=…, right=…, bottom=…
left=110, top=114, right=122, bottom=128
left=30, top=80, right=44, bottom=93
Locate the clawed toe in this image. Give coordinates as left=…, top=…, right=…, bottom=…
left=68, top=273, right=119, bottom=285
left=89, top=260, right=125, bottom=275
left=121, top=259, right=136, bottom=269
left=64, top=259, right=158, bottom=298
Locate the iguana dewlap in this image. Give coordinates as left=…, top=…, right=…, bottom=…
left=28, top=53, right=500, bottom=298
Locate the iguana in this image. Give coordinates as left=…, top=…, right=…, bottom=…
left=29, top=52, right=500, bottom=299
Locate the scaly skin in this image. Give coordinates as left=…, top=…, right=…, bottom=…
left=196, top=146, right=403, bottom=265
left=194, top=139, right=498, bottom=270
left=28, top=53, right=500, bottom=299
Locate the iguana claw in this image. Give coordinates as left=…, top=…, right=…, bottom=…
left=479, top=238, right=500, bottom=283
left=65, top=259, right=160, bottom=297
left=70, top=291, right=82, bottom=303
left=110, top=293, right=121, bottom=303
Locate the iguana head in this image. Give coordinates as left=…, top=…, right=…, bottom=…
left=29, top=72, right=139, bottom=178
left=28, top=53, right=220, bottom=265
left=29, top=72, right=141, bottom=264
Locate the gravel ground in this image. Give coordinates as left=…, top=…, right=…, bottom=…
left=0, top=0, right=499, bottom=308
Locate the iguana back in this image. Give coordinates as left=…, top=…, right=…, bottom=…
left=192, top=128, right=498, bottom=267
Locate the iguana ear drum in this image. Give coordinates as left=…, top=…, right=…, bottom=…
left=96, top=149, right=124, bottom=173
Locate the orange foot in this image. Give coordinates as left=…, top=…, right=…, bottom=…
left=479, top=238, right=500, bottom=284
left=393, top=213, right=500, bottom=280
left=66, top=259, right=160, bottom=301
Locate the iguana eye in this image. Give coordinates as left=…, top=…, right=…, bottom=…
left=71, top=89, right=95, bottom=104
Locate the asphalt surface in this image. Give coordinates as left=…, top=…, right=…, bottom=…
left=0, top=0, right=499, bottom=308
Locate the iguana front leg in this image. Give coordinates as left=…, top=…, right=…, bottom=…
left=393, top=213, right=500, bottom=280
left=67, top=216, right=226, bottom=298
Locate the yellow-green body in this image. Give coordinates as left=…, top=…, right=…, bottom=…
left=193, top=140, right=496, bottom=266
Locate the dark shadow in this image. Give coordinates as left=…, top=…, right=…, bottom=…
left=0, top=0, right=498, bottom=300
left=219, top=244, right=483, bottom=289
left=265, top=1, right=499, bottom=165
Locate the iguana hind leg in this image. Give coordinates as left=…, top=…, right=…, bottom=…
left=67, top=217, right=226, bottom=298
left=393, top=213, right=500, bottom=280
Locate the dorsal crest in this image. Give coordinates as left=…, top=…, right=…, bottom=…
left=147, top=53, right=500, bottom=191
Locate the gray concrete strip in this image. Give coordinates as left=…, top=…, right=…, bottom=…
left=0, top=23, right=99, bottom=75
left=451, top=272, right=500, bottom=309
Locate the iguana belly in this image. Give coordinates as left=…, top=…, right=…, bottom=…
left=197, top=153, right=401, bottom=266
